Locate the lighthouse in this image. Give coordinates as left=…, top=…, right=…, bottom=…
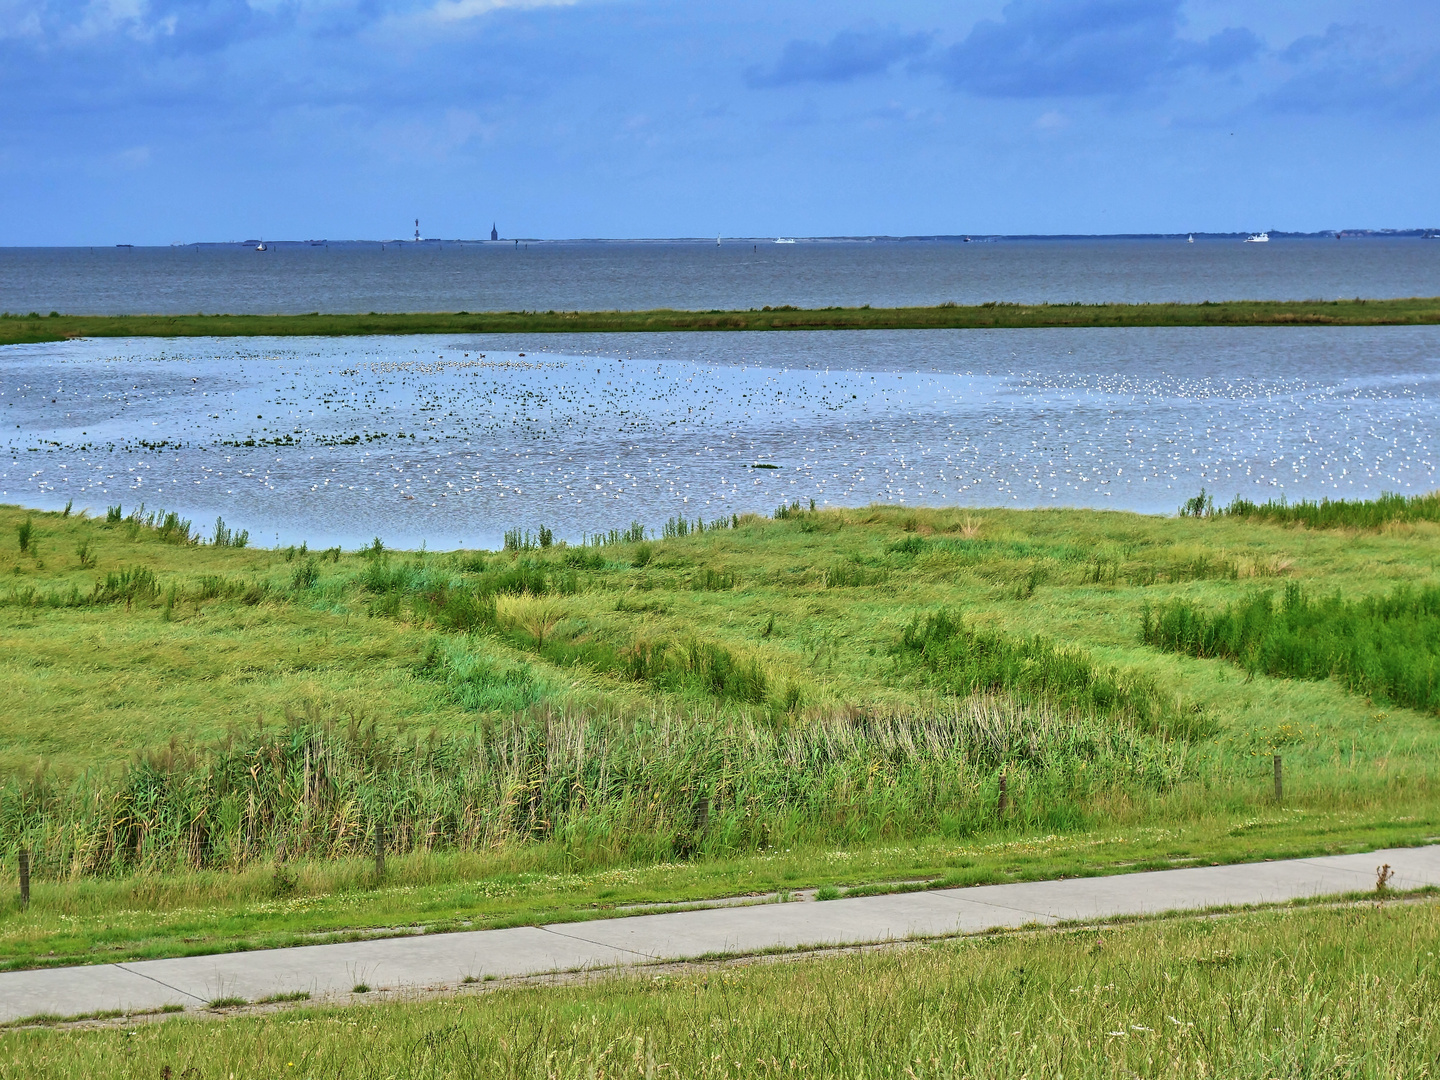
left=491, top=223, right=499, bottom=241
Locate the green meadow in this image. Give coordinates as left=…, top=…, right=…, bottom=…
left=5, top=900, right=1439, bottom=1078
left=1, top=496, right=1439, bottom=970
left=3, top=295, right=1440, bottom=345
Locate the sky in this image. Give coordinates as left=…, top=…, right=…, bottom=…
left=1, top=0, right=1437, bottom=243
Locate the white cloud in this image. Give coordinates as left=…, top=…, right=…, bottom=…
left=423, top=0, right=578, bottom=25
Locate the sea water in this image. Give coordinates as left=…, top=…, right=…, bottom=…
left=3, top=327, right=1435, bottom=549
left=3, top=236, right=1440, bottom=315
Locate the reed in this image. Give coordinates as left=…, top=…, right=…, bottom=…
left=1142, top=581, right=1440, bottom=713
left=0, top=697, right=1183, bottom=878
left=1210, top=489, right=1440, bottom=529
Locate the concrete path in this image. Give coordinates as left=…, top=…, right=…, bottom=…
left=4, top=845, right=1438, bottom=1024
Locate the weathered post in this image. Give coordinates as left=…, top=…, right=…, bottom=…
left=1274, top=754, right=1283, bottom=803
left=374, top=822, right=385, bottom=878
left=18, top=848, right=30, bottom=908
left=998, top=771, right=1008, bottom=822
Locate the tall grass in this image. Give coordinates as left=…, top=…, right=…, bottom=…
left=98, top=503, right=197, bottom=544
left=0, top=698, right=1184, bottom=878
left=211, top=515, right=249, bottom=548
left=1215, top=489, right=1440, bottom=529
left=1142, top=581, right=1440, bottom=713
left=584, top=521, right=647, bottom=546
left=897, top=609, right=1190, bottom=734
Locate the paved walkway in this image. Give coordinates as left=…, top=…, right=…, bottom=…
left=4, top=845, right=1439, bottom=1024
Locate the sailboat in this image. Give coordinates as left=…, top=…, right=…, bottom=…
left=1187, top=234, right=1194, bottom=243
left=1244, top=232, right=1269, bottom=243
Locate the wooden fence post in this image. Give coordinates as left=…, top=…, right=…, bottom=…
left=998, top=771, right=1008, bottom=822
left=1274, top=754, right=1283, bottom=803
left=18, top=849, right=30, bottom=908
left=374, top=823, right=385, bottom=878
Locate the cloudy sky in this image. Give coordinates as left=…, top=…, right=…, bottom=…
left=2, top=0, right=1437, bottom=243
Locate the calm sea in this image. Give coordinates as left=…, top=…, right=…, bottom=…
left=3, top=236, right=1440, bottom=315
left=3, top=326, right=1435, bottom=549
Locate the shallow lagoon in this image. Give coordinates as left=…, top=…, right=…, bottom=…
left=3, top=327, right=1436, bottom=549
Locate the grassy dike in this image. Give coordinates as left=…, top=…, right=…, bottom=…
left=6, top=901, right=1440, bottom=1077
left=3, top=295, right=1440, bottom=345
left=0, top=500, right=1439, bottom=971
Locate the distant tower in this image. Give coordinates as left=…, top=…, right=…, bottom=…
left=414, top=218, right=420, bottom=242
left=491, top=222, right=498, bottom=242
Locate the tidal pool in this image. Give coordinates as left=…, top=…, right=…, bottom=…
left=2, top=327, right=1435, bottom=549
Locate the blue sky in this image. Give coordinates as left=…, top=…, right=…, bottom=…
left=1, top=0, right=1437, bottom=243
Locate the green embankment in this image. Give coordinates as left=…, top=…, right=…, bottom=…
left=1, top=499, right=1439, bottom=969
left=4, top=296, right=1440, bottom=345
left=7, top=902, right=1440, bottom=1077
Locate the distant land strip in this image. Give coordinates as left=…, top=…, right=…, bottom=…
left=4, top=297, right=1440, bottom=345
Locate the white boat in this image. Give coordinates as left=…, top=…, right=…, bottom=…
left=256, top=243, right=267, bottom=251
left=1244, top=232, right=1269, bottom=243
left=1187, top=234, right=1194, bottom=243
left=775, top=237, right=796, bottom=244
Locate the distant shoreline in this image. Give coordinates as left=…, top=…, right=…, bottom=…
left=6, top=230, right=1439, bottom=247
left=3, top=298, right=1440, bottom=345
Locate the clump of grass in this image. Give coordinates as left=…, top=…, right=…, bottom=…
left=16, top=517, right=33, bottom=553
left=664, top=516, right=717, bottom=539
left=290, top=557, right=320, bottom=590
left=822, top=562, right=884, bottom=588
left=1206, top=489, right=1440, bottom=529
left=887, top=535, right=926, bottom=557
left=212, top=516, right=249, bottom=548
left=94, top=566, right=160, bottom=606
left=584, top=521, right=646, bottom=546
left=896, top=609, right=1176, bottom=731
left=503, top=528, right=538, bottom=552
left=1141, top=581, right=1440, bottom=713
left=420, top=637, right=542, bottom=712
left=1179, top=488, right=1216, bottom=517
left=74, top=537, right=95, bottom=569
left=632, top=542, right=653, bottom=568
left=351, top=984, right=370, bottom=995
left=606, top=637, right=771, bottom=705
left=207, top=996, right=246, bottom=1009
left=691, top=567, right=736, bottom=591
left=256, top=990, right=310, bottom=1005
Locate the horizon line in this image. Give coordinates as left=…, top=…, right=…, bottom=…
left=9, top=228, right=1440, bottom=248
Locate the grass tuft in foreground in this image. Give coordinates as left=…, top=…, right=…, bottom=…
left=8, top=901, right=1440, bottom=1077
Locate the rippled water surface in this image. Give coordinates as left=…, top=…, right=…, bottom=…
left=3, top=237, right=1440, bottom=315
left=3, top=328, right=1435, bottom=549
